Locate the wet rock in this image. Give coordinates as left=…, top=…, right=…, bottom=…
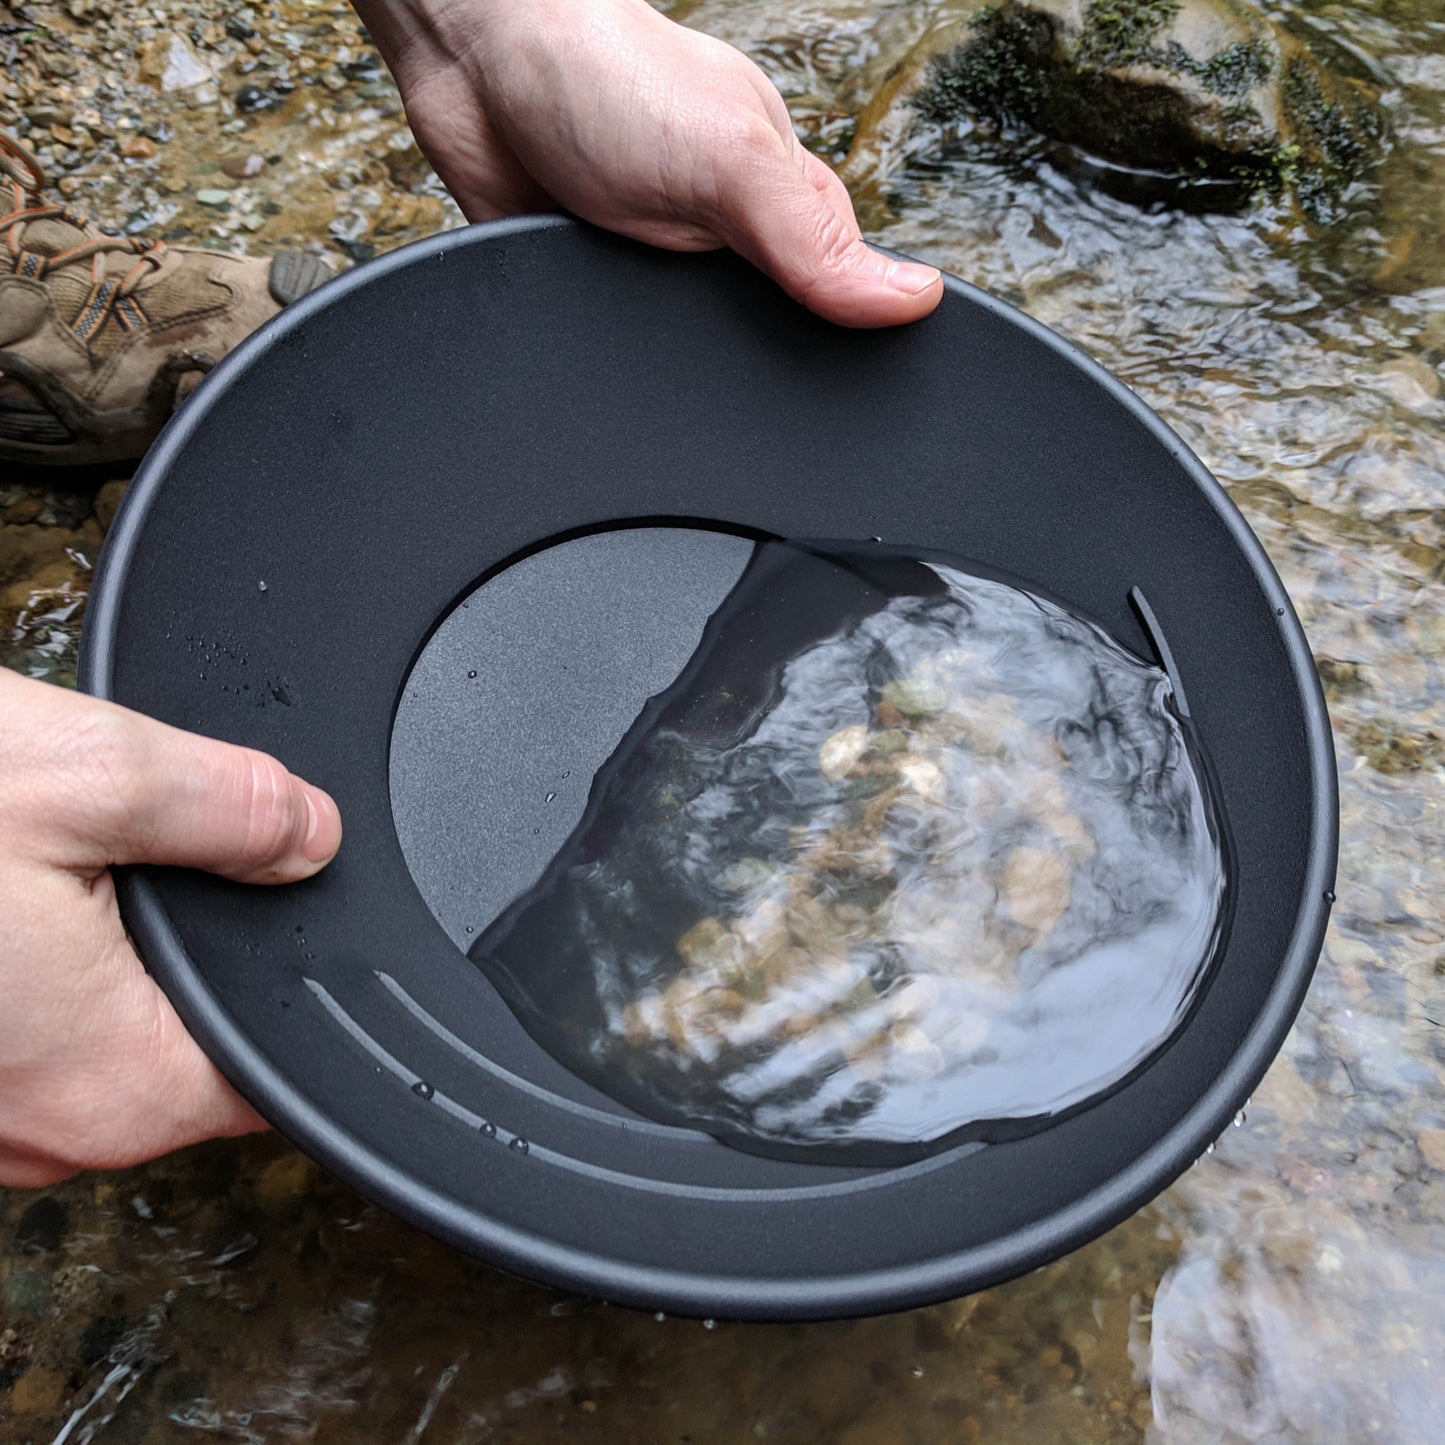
left=880, top=676, right=946, bottom=718
left=138, top=32, right=214, bottom=94
left=1419, top=1127, right=1445, bottom=1174
left=1315, top=657, right=1370, bottom=702
left=0, top=492, right=44, bottom=526
left=8, top=1196, right=68, bottom=1255
left=1372, top=353, right=1441, bottom=410
left=819, top=724, right=869, bottom=782
left=339, top=52, right=385, bottom=83
left=1257, top=1053, right=1316, bottom=1126
left=1, top=1268, right=51, bottom=1320
left=78, top=1313, right=127, bottom=1367
left=842, top=0, right=1382, bottom=218
left=195, top=187, right=231, bottom=207
left=1065, top=1326, right=1099, bottom=1366
left=157, top=1369, right=210, bottom=1409
left=118, top=134, right=157, bottom=160
left=1003, top=845, right=1071, bottom=933
left=220, top=151, right=266, bottom=180
left=1278, top=1152, right=1331, bottom=1195
left=233, top=83, right=276, bottom=114
left=9, top=1366, right=67, bottom=1415
left=896, top=753, right=945, bottom=801
left=335, top=237, right=376, bottom=263
left=253, top=1150, right=321, bottom=1213
left=1347, top=717, right=1445, bottom=775
left=26, top=103, right=74, bottom=129
left=225, top=12, right=259, bottom=43
left=93, top=479, right=129, bottom=532
left=381, top=138, right=433, bottom=193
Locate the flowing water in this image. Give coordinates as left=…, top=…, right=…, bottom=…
left=3, top=0, right=1445, bottom=1440
left=474, top=542, right=1226, bottom=1159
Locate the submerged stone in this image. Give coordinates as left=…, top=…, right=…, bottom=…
left=7, top=1196, right=68, bottom=1255
left=1, top=1268, right=51, bottom=1320
left=842, top=0, right=1383, bottom=219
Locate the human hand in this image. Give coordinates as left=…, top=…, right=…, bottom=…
left=354, top=0, right=943, bottom=327
left=0, top=670, right=342, bottom=1186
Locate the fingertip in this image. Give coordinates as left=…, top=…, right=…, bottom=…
left=784, top=240, right=945, bottom=328
left=849, top=251, right=944, bottom=325
left=801, top=272, right=944, bottom=329
left=884, top=258, right=943, bottom=299
left=714, top=141, right=942, bottom=331
left=299, top=783, right=342, bottom=866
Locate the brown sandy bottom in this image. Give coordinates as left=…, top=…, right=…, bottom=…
left=3, top=1, right=1445, bottom=1440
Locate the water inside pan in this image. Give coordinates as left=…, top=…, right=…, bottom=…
left=466, top=537, right=1228, bottom=1165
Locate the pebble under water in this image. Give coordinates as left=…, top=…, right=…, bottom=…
left=5, top=0, right=1443, bottom=1433
left=471, top=541, right=1227, bottom=1161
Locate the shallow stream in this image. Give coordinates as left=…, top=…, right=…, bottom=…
left=3, top=1, right=1444, bottom=1440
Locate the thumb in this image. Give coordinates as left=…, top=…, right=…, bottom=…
left=714, top=138, right=943, bottom=328
left=37, top=692, right=342, bottom=883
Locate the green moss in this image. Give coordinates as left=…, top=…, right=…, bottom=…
left=1281, top=56, right=1383, bottom=220
left=916, top=7, right=1057, bottom=128
left=1162, top=36, right=1275, bottom=96
left=1085, top=5, right=1273, bottom=94
left=1077, top=0, right=1181, bottom=70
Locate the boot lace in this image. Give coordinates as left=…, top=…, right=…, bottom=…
left=1, top=131, right=166, bottom=339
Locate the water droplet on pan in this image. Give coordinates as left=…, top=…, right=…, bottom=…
left=411, top=1080, right=434, bottom=1100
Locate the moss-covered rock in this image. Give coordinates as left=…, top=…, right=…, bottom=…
left=841, top=0, right=1382, bottom=218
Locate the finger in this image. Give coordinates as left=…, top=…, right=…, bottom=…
left=400, top=68, right=557, bottom=222
left=12, top=930, right=268, bottom=1174
left=18, top=685, right=342, bottom=882
left=97, top=965, right=272, bottom=1165
left=103, top=714, right=342, bottom=881
left=711, top=131, right=943, bottom=328
left=0, top=1143, right=74, bottom=1189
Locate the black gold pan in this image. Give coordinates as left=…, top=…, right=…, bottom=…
left=80, top=216, right=1336, bottom=1321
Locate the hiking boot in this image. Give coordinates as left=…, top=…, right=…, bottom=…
left=0, top=131, right=332, bottom=467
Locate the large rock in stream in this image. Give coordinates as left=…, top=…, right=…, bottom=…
left=841, top=0, right=1383, bottom=218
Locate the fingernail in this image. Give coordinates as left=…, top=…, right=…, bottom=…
left=886, top=260, right=942, bottom=296
left=300, top=784, right=341, bottom=864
